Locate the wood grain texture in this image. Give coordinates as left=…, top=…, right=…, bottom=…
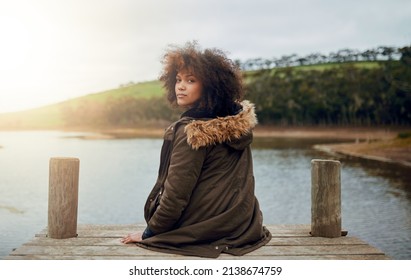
left=5, top=224, right=389, bottom=260
left=311, top=159, right=341, bottom=237
left=48, top=157, right=79, bottom=239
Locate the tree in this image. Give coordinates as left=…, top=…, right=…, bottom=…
left=378, top=46, right=397, bottom=60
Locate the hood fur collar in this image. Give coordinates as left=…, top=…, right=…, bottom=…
left=184, top=100, right=257, bottom=150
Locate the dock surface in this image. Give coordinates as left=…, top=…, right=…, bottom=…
left=5, top=224, right=389, bottom=260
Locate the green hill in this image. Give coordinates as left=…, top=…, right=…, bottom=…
left=0, top=80, right=163, bottom=130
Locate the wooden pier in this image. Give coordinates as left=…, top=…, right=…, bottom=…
left=5, top=224, right=389, bottom=260
left=4, top=158, right=390, bottom=260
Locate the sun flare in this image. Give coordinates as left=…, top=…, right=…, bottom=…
left=0, top=16, right=31, bottom=72
left=0, top=4, right=57, bottom=113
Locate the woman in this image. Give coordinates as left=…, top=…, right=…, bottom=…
left=121, top=42, right=271, bottom=258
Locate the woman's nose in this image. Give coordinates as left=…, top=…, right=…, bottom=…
left=177, top=82, right=186, bottom=90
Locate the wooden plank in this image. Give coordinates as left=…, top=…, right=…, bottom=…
left=23, top=236, right=366, bottom=246
left=36, top=224, right=313, bottom=233
left=6, top=224, right=388, bottom=260
left=267, top=236, right=365, bottom=246
left=9, top=244, right=385, bottom=257
left=5, top=254, right=390, bottom=260
left=35, top=232, right=314, bottom=239
left=248, top=245, right=385, bottom=256
left=36, top=230, right=314, bottom=238
left=78, top=224, right=310, bottom=230
left=35, top=224, right=318, bottom=238
left=9, top=244, right=180, bottom=257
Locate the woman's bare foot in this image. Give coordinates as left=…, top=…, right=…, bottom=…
left=121, top=232, right=143, bottom=244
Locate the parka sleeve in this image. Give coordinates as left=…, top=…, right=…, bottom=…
left=147, top=123, right=206, bottom=235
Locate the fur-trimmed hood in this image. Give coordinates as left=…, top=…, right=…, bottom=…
left=184, top=100, right=257, bottom=150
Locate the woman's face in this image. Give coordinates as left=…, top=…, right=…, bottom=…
left=175, top=68, right=203, bottom=108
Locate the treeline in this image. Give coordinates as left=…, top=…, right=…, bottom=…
left=238, top=45, right=401, bottom=70
left=60, top=45, right=410, bottom=128
left=246, top=46, right=411, bottom=125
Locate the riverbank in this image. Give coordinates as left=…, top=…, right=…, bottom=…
left=90, top=126, right=411, bottom=167
left=257, top=127, right=411, bottom=167
left=86, top=125, right=403, bottom=140
left=315, top=137, right=411, bottom=167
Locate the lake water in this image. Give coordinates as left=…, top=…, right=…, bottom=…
left=0, top=131, right=410, bottom=259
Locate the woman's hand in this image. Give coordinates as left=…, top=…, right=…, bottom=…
left=120, top=232, right=143, bottom=244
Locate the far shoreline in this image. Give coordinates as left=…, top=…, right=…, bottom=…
left=71, top=125, right=407, bottom=140
left=79, top=125, right=411, bottom=167
left=95, top=125, right=411, bottom=168
left=1, top=125, right=410, bottom=167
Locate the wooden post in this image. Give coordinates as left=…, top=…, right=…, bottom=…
left=48, top=157, right=79, bottom=239
left=311, top=159, right=341, bottom=238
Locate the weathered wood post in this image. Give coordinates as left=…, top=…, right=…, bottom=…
left=48, top=157, right=79, bottom=239
left=311, top=159, right=341, bottom=238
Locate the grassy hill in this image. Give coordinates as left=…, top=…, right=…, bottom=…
left=0, top=80, right=163, bottom=130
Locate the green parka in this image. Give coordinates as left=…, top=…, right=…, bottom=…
left=137, top=100, right=271, bottom=258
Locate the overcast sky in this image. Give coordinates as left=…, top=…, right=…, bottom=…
left=0, top=0, right=410, bottom=113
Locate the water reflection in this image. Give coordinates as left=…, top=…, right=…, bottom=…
left=252, top=136, right=350, bottom=150
left=253, top=136, right=411, bottom=197
left=343, top=158, right=411, bottom=199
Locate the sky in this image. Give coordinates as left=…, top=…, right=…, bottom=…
left=0, top=0, right=410, bottom=113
